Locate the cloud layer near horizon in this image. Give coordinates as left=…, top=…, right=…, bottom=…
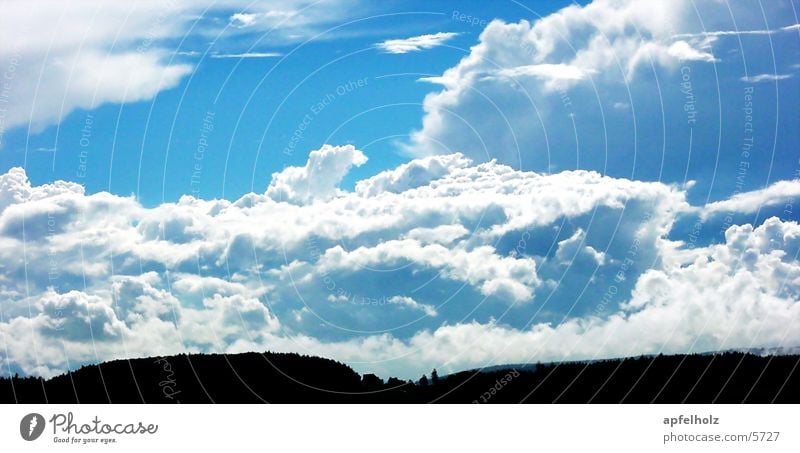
left=1, top=144, right=798, bottom=379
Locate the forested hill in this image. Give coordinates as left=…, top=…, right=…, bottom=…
left=1, top=351, right=797, bottom=403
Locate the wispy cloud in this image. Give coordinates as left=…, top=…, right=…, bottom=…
left=210, top=52, right=283, bottom=59
left=376, top=32, right=459, bottom=54
left=672, top=23, right=800, bottom=39
left=229, top=11, right=298, bottom=29
left=741, top=73, right=792, bottom=83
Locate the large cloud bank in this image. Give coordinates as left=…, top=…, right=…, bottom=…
left=1, top=144, right=798, bottom=379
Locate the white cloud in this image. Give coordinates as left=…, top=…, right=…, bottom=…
left=230, top=12, right=260, bottom=28
left=225, top=7, right=329, bottom=31
left=387, top=296, right=438, bottom=317
left=267, top=144, right=368, bottom=204
left=555, top=229, right=606, bottom=266
left=376, top=32, right=459, bottom=54
left=401, top=0, right=791, bottom=179
left=355, top=152, right=471, bottom=196
left=37, top=289, right=127, bottom=341
left=352, top=218, right=800, bottom=376
left=702, top=180, right=800, bottom=218
left=210, top=52, right=283, bottom=59
left=740, top=73, right=793, bottom=83
left=0, top=165, right=85, bottom=210
left=491, top=64, right=597, bottom=90
left=624, top=40, right=717, bottom=79
left=317, top=240, right=540, bottom=302
left=0, top=0, right=362, bottom=132
left=0, top=1, right=193, bottom=131
left=674, top=24, right=800, bottom=39
left=405, top=224, right=469, bottom=245
left=0, top=145, right=799, bottom=378
left=28, top=51, right=192, bottom=131
left=666, top=40, right=717, bottom=62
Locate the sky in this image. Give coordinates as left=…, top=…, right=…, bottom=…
left=0, top=0, right=799, bottom=380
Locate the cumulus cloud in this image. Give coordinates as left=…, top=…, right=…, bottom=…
left=0, top=167, right=84, bottom=210
left=267, top=144, right=368, bottom=204
left=342, top=218, right=800, bottom=376
left=317, top=240, right=540, bottom=302
left=376, top=32, right=459, bottom=54
left=405, top=0, right=714, bottom=161
left=37, top=289, right=127, bottom=341
left=355, top=153, right=471, bottom=196
left=402, top=0, right=798, bottom=196
left=0, top=144, right=798, bottom=378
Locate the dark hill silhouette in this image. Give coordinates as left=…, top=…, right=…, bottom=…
left=1, top=351, right=797, bottom=403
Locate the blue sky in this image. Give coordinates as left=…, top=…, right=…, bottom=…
left=0, top=0, right=583, bottom=206
left=1, top=0, right=797, bottom=207
left=0, top=0, right=799, bottom=380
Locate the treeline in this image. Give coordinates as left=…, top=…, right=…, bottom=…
left=0, top=351, right=797, bottom=403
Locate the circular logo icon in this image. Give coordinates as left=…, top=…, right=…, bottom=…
left=20, top=413, right=45, bottom=441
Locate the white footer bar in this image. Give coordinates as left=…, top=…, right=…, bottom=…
left=2, top=404, right=797, bottom=452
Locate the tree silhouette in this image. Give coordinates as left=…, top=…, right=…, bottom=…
left=0, top=351, right=797, bottom=403
left=419, top=374, right=429, bottom=387
left=361, top=373, right=383, bottom=390
left=386, top=377, right=405, bottom=387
